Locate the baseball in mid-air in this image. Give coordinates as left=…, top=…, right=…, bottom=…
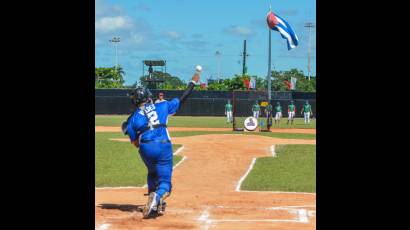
left=195, top=65, right=202, bottom=72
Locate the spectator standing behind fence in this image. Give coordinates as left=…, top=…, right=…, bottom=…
left=225, top=100, right=233, bottom=123
left=155, top=92, right=167, bottom=104
left=252, top=101, right=260, bottom=119
left=301, top=100, right=313, bottom=124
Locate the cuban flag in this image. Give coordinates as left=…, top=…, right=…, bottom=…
left=250, top=77, right=256, bottom=89
left=267, top=11, right=299, bottom=50
left=290, top=77, right=297, bottom=90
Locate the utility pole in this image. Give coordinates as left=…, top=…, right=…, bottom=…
left=241, top=40, right=249, bottom=75
left=109, top=37, right=121, bottom=70
left=304, top=22, right=314, bottom=80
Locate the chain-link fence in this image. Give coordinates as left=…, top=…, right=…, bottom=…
left=95, top=89, right=316, bottom=116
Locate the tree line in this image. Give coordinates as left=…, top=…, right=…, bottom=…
left=95, top=66, right=316, bottom=92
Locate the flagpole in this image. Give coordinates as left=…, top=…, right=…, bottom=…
left=267, top=4, right=272, bottom=101
left=267, top=22, right=272, bottom=100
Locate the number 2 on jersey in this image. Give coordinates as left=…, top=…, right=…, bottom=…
left=147, top=110, right=160, bottom=125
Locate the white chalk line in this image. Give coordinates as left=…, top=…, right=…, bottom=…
left=239, top=190, right=316, bottom=195
left=197, top=206, right=310, bottom=226
left=173, top=156, right=187, bottom=169
left=198, top=207, right=213, bottom=230
left=270, top=145, right=276, bottom=157
left=234, top=144, right=316, bottom=195
left=96, top=147, right=187, bottom=190
left=173, top=145, right=185, bottom=155
left=235, top=157, right=257, bottom=192
left=211, top=205, right=316, bottom=210
left=96, top=223, right=111, bottom=230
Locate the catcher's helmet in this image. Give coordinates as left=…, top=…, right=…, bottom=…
left=276, top=102, right=280, bottom=105
left=305, top=100, right=309, bottom=104
left=130, top=86, right=152, bottom=106
left=290, top=100, right=294, bottom=104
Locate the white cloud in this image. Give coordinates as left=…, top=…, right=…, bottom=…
left=133, top=34, right=144, bottom=44
left=224, top=25, right=254, bottom=36
left=134, top=3, right=151, bottom=12
left=95, top=16, right=133, bottom=33
left=95, top=0, right=123, bottom=17
left=165, top=31, right=184, bottom=39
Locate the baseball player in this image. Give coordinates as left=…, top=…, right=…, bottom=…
left=252, top=101, right=260, bottom=119
left=274, top=102, right=282, bottom=126
left=265, top=102, right=272, bottom=119
left=121, top=69, right=200, bottom=218
left=155, top=92, right=167, bottom=103
left=225, top=100, right=233, bottom=123
left=265, top=102, right=273, bottom=130
left=301, top=100, right=313, bottom=124
left=287, top=100, right=296, bottom=125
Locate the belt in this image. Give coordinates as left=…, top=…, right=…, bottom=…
left=140, top=139, right=170, bottom=144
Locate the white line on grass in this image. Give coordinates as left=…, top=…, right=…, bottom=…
left=235, top=158, right=256, bottom=192
left=234, top=145, right=316, bottom=195
left=173, top=145, right=185, bottom=155
left=173, top=156, right=187, bottom=169
left=239, top=190, right=316, bottom=195
left=270, top=145, right=276, bottom=157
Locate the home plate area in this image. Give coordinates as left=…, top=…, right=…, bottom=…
left=197, top=205, right=315, bottom=229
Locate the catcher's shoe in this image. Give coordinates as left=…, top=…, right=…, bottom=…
left=157, top=192, right=170, bottom=215
left=142, top=192, right=158, bottom=218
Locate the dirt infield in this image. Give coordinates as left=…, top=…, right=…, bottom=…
left=95, top=126, right=316, bottom=134
left=95, top=134, right=316, bottom=229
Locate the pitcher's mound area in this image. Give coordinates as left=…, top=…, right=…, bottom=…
left=96, top=134, right=316, bottom=229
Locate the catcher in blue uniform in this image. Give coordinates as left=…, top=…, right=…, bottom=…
left=122, top=70, right=200, bottom=218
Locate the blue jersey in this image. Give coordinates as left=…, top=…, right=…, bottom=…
left=126, top=98, right=180, bottom=143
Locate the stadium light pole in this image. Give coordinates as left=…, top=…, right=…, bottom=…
left=304, top=22, right=314, bottom=80
left=109, top=37, right=120, bottom=70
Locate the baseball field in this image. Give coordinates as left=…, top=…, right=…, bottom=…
left=95, top=115, right=316, bottom=229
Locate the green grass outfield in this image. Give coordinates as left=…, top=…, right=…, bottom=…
left=95, top=115, right=316, bottom=129
left=241, top=144, right=316, bottom=193
left=95, top=132, right=183, bottom=187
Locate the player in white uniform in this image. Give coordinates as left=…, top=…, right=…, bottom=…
left=287, top=100, right=296, bottom=125
left=274, top=102, right=282, bottom=126
left=252, top=101, right=260, bottom=119
left=225, top=100, right=233, bottom=123
left=301, top=100, right=313, bottom=124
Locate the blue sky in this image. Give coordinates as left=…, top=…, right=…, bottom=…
left=95, top=0, right=316, bottom=85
